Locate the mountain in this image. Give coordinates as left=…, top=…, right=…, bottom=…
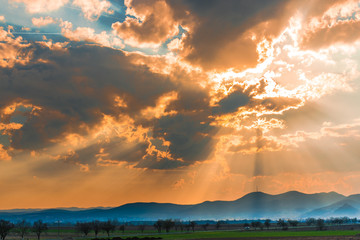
left=0, top=207, right=110, bottom=213
left=0, top=191, right=353, bottom=222
left=303, top=197, right=360, bottom=218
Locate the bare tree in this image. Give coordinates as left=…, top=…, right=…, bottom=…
left=185, top=223, right=191, bottom=232
left=259, top=222, right=264, bottom=230
left=201, top=223, right=209, bottom=231
left=174, top=220, right=183, bottom=232
left=264, top=219, right=271, bottom=230
left=101, top=220, right=116, bottom=237
left=190, top=221, right=196, bottom=232
left=277, top=219, right=288, bottom=231
left=316, top=218, right=325, bottom=231
left=16, top=220, right=30, bottom=240
left=215, top=221, right=222, bottom=230
left=32, top=220, right=47, bottom=240
left=251, top=221, right=258, bottom=230
left=76, top=222, right=92, bottom=236
left=92, top=220, right=101, bottom=238
left=153, top=220, right=163, bottom=233
left=163, top=219, right=174, bottom=233
left=288, top=220, right=299, bottom=227
left=305, top=218, right=316, bottom=226
left=0, top=220, right=14, bottom=240
left=243, top=222, right=250, bottom=230
left=119, top=225, right=125, bottom=234
left=138, top=224, right=146, bottom=233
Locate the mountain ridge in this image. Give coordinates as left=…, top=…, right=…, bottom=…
left=0, top=191, right=353, bottom=222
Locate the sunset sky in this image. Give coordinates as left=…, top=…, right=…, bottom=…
left=1, top=0, right=360, bottom=209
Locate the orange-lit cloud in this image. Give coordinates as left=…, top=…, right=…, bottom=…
left=73, top=0, right=113, bottom=21
left=0, top=27, right=32, bottom=68
left=11, top=0, right=69, bottom=13
left=112, top=0, right=180, bottom=48
left=60, top=20, right=124, bottom=48
left=140, top=91, right=178, bottom=119
left=32, top=16, right=56, bottom=27
left=0, top=145, right=11, bottom=161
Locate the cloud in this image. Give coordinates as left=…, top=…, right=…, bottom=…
left=167, top=37, right=184, bottom=51
left=36, top=39, right=69, bottom=51
left=278, top=119, right=360, bottom=149
left=0, top=36, right=222, bottom=170
left=11, top=0, right=69, bottom=13
left=160, top=0, right=360, bottom=71
left=1, top=0, right=360, bottom=174
left=112, top=0, right=179, bottom=48
left=32, top=16, right=56, bottom=27
left=212, top=90, right=250, bottom=115
left=0, top=43, right=174, bottom=151
left=55, top=150, right=90, bottom=172
left=0, top=27, right=33, bottom=68
left=172, top=178, right=185, bottom=189
left=140, top=91, right=178, bottom=119
left=0, top=122, right=23, bottom=136
left=136, top=156, right=186, bottom=170
left=301, top=19, right=360, bottom=50
left=0, top=144, right=11, bottom=161
left=164, top=0, right=296, bottom=71
left=72, top=0, right=113, bottom=21
left=0, top=16, right=5, bottom=22
left=152, top=113, right=218, bottom=166
left=60, top=20, right=124, bottom=48
left=228, top=134, right=283, bottom=154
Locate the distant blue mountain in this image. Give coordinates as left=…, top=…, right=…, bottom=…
left=0, top=191, right=352, bottom=222
left=303, top=196, right=360, bottom=218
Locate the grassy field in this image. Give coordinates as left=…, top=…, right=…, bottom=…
left=8, top=229, right=360, bottom=240
left=8, top=225, right=360, bottom=240
left=139, top=230, right=360, bottom=239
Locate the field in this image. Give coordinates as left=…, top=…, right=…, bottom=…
left=7, top=223, right=360, bottom=240
left=42, top=229, right=360, bottom=240
left=139, top=230, right=360, bottom=240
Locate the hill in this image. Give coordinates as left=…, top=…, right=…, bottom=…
left=0, top=191, right=351, bottom=222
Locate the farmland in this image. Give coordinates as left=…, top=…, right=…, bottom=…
left=4, top=222, right=360, bottom=240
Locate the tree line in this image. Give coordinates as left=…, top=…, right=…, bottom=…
left=0, top=219, right=47, bottom=240
left=75, top=219, right=216, bottom=236
left=1, top=216, right=358, bottom=240
left=76, top=220, right=119, bottom=237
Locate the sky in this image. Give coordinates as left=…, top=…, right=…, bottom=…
left=1, top=0, right=360, bottom=209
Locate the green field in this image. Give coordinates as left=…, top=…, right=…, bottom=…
left=140, top=230, right=360, bottom=239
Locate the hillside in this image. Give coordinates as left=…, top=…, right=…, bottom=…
left=0, top=191, right=351, bottom=222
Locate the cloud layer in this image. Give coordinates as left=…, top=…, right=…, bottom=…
left=0, top=0, right=360, bottom=208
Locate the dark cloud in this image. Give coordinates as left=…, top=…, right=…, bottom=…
left=153, top=113, right=217, bottom=166
left=12, top=109, right=72, bottom=149
left=136, top=155, right=186, bottom=170
left=213, top=90, right=250, bottom=114
left=110, top=0, right=297, bottom=71
left=0, top=41, right=222, bottom=169
left=0, top=44, right=175, bottom=150
left=166, top=0, right=293, bottom=71
left=0, top=0, right=316, bottom=170
left=211, top=78, right=301, bottom=116
left=168, top=0, right=354, bottom=71
left=300, top=20, right=360, bottom=50
left=168, top=85, right=210, bottom=112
